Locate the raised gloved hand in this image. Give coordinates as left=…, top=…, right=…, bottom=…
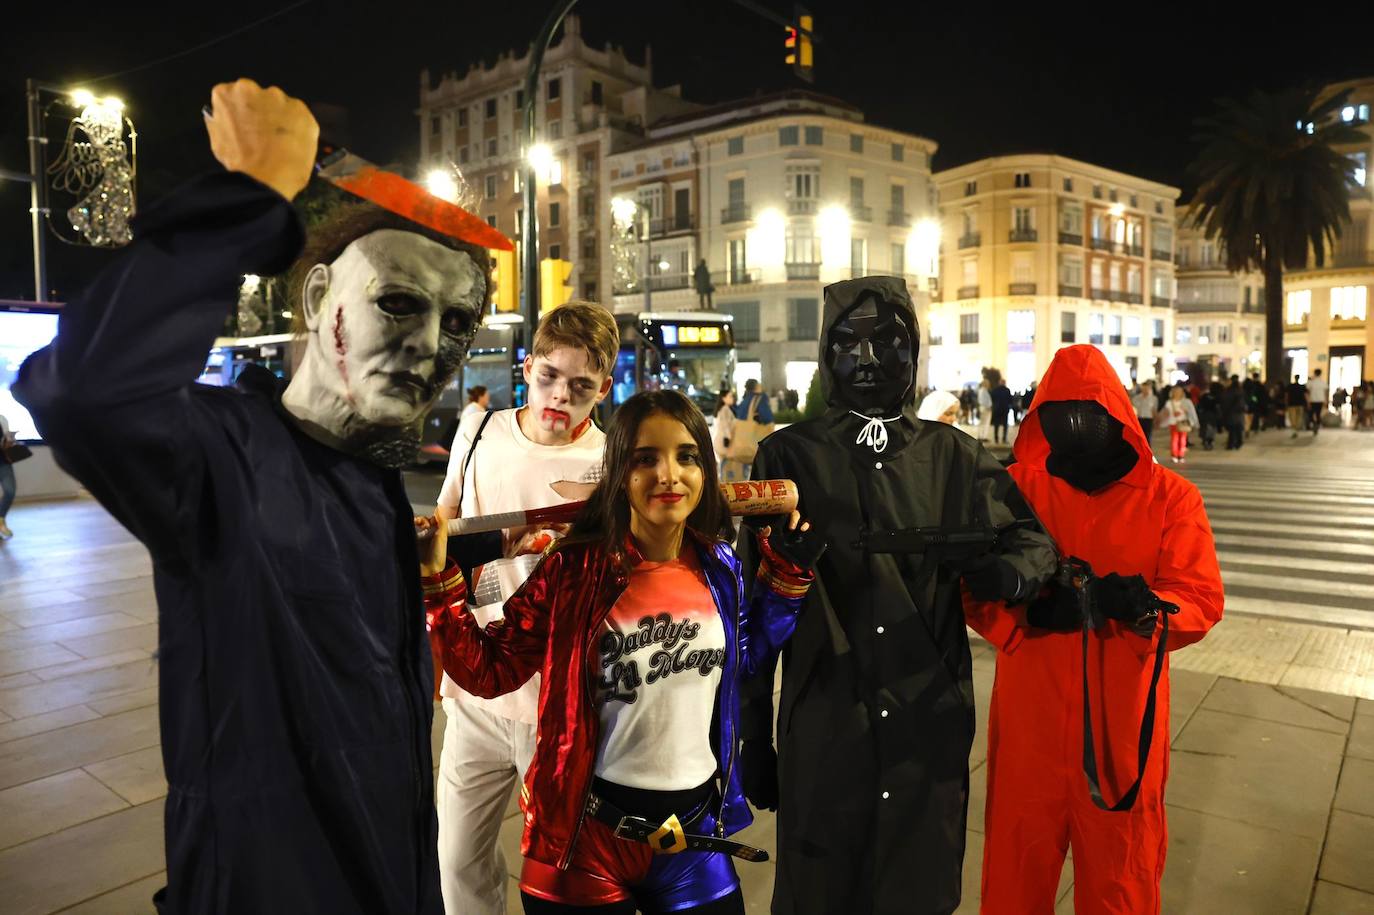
left=739, top=739, right=780, bottom=812
left=764, top=521, right=828, bottom=571
left=949, top=554, right=1025, bottom=602
left=750, top=511, right=820, bottom=592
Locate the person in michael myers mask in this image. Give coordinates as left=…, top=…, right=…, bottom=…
left=16, top=79, right=489, bottom=914
left=736, top=276, right=1057, bottom=915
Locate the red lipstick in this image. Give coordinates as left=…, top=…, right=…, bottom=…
left=653, top=493, right=684, bottom=504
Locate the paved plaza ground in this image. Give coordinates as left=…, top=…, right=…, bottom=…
left=1, top=426, right=1372, bottom=913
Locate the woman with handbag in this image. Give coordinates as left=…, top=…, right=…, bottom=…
left=1159, top=385, right=1199, bottom=464
left=731, top=380, right=774, bottom=479
left=0, top=412, right=19, bottom=540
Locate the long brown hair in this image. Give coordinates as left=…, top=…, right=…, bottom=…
left=564, top=390, right=733, bottom=566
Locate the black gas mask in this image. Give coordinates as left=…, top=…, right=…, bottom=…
left=1038, top=400, right=1140, bottom=493
left=826, top=294, right=915, bottom=415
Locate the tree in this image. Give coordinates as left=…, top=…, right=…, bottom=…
left=802, top=368, right=826, bottom=419
left=1187, top=87, right=1365, bottom=386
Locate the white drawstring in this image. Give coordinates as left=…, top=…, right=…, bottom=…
left=850, top=410, right=903, bottom=453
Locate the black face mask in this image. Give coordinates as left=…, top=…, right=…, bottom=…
left=826, top=294, right=914, bottom=415
left=1038, top=400, right=1140, bottom=492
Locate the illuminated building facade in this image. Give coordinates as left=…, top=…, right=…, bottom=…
left=929, top=154, right=1179, bottom=393
left=608, top=92, right=939, bottom=400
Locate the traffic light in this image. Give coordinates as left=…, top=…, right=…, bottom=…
left=539, top=258, right=573, bottom=315
left=785, top=6, right=814, bottom=83
left=492, top=248, right=518, bottom=313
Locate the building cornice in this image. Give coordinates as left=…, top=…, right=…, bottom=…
left=933, top=154, right=1180, bottom=199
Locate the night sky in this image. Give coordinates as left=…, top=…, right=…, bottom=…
left=1, top=0, right=1369, bottom=301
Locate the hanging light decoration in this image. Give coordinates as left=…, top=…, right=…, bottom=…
left=46, top=90, right=137, bottom=247
left=609, top=196, right=641, bottom=293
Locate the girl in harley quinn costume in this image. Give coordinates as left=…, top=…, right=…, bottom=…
left=420, top=389, right=815, bottom=915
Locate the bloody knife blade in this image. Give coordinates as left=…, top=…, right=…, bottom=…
left=315, top=144, right=514, bottom=251
left=203, top=102, right=513, bottom=252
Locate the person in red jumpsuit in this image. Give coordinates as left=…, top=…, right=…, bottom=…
left=966, top=344, right=1224, bottom=915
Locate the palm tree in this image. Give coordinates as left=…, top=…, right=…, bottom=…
left=1186, top=86, right=1366, bottom=386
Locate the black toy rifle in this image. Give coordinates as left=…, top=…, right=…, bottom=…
left=853, top=518, right=1038, bottom=559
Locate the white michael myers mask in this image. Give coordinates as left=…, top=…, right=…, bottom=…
left=283, top=228, right=486, bottom=466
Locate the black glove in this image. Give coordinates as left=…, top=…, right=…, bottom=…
left=739, top=739, right=779, bottom=812
left=949, top=554, right=1025, bottom=602
left=767, top=522, right=829, bottom=571
left=1096, top=573, right=1179, bottom=638
left=1025, top=579, right=1080, bottom=631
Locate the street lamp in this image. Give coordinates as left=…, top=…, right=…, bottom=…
left=526, top=143, right=554, bottom=183
left=424, top=168, right=458, bottom=203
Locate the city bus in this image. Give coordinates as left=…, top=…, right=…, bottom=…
left=608, top=312, right=736, bottom=418
left=199, top=333, right=294, bottom=387
left=418, top=313, right=525, bottom=461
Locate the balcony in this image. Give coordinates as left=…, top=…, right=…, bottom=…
left=1009, top=228, right=1039, bottom=243
left=957, top=285, right=980, bottom=300
left=1058, top=284, right=1082, bottom=298
left=648, top=216, right=695, bottom=237
left=1008, top=282, right=1037, bottom=295
left=1090, top=287, right=1110, bottom=300
left=1151, top=295, right=1173, bottom=308
left=1058, top=232, right=1083, bottom=246
left=787, top=199, right=818, bottom=216
left=721, top=203, right=752, bottom=224
left=1089, top=237, right=1113, bottom=252
left=1150, top=249, right=1171, bottom=262
left=785, top=262, right=821, bottom=281
left=1127, top=244, right=1145, bottom=258
left=646, top=273, right=690, bottom=292
left=958, top=232, right=981, bottom=249
left=849, top=204, right=873, bottom=222
left=1108, top=290, right=1130, bottom=303
left=888, top=210, right=911, bottom=227
left=710, top=269, right=757, bottom=287
left=1125, top=292, right=1143, bottom=305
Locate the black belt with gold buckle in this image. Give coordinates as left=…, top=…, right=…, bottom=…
left=584, top=793, right=769, bottom=862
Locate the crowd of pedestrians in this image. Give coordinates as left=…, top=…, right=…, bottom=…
left=914, top=366, right=1372, bottom=466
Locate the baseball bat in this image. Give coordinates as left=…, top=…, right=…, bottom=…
left=418, top=479, right=799, bottom=539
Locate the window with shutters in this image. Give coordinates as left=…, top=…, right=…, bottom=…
left=732, top=301, right=760, bottom=342
left=788, top=298, right=819, bottom=340
left=959, top=313, right=979, bottom=343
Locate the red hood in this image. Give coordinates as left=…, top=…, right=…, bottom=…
left=1013, top=345, right=1154, bottom=488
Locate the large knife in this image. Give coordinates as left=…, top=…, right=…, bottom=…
left=203, top=102, right=512, bottom=252
left=315, top=143, right=514, bottom=251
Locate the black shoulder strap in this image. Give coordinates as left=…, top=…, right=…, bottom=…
left=457, top=409, right=496, bottom=511
left=1081, top=611, right=1169, bottom=812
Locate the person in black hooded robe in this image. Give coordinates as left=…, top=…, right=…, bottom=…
left=736, top=276, right=1057, bottom=915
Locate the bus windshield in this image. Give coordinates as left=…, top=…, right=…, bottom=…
left=645, top=350, right=734, bottom=415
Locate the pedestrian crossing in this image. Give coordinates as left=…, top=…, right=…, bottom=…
left=1175, top=462, right=1374, bottom=630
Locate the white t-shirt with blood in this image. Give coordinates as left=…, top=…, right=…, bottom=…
left=436, top=407, right=605, bottom=722
left=593, top=551, right=727, bottom=791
